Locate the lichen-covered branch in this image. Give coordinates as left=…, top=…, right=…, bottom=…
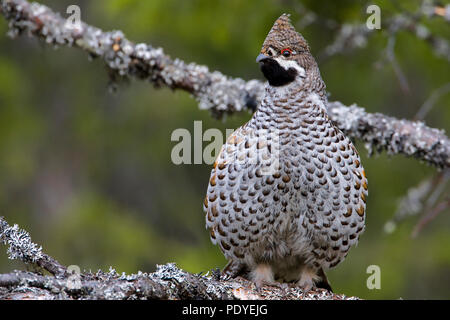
left=0, top=0, right=449, bottom=169
left=0, top=265, right=357, bottom=300
left=327, top=102, right=450, bottom=168
left=0, top=0, right=263, bottom=116
left=0, top=217, right=355, bottom=300
left=0, top=217, right=66, bottom=276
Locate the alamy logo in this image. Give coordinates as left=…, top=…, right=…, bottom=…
left=171, top=121, right=234, bottom=165
left=366, top=5, right=381, bottom=30
left=171, top=121, right=281, bottom=175
left=66, top=265, right=82, bottom=290
left=366, top=265, right=381, bottom=289
left=65, top=5, right=82, bottom=30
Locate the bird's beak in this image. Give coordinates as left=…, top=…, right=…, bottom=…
left=256, top=53, right=270, bottom=63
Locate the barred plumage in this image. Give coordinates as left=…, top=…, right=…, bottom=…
left=203, top=14, right=367, bottom=290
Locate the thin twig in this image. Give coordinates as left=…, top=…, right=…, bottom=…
left=411, top=198, right=450, bottom=238
left=415, top=82, right=450, bottom=120
left=385, top=170, right=449, bottom=235
left=386, top=35, right=410, bottom=94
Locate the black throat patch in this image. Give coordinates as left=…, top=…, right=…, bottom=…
left=259, top=58, right=298, bottom=87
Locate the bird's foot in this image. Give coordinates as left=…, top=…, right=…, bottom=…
left=250, top=264, right=274, bottom=289
left=296, top=267, right=321, bottom=293
left=221, top=260, right=246, bottom=281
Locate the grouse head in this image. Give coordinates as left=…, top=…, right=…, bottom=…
left=257, top=14, right=319, bottom=88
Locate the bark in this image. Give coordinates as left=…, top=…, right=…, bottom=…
left=0, top=266, right=357, bottom=300
left=0, top=217, right=355, bottom=300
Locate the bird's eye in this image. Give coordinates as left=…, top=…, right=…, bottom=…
left=281, top=48, right=292, bottom=57
left=267, top=50, right=273, bottom=56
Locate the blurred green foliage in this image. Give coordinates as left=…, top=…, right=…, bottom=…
left=0, top=0, right=449, bottom=299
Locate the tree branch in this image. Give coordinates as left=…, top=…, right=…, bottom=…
left=0, top=217, right=66, bottom=276
left=0, top=0, right=449, bottom=169
left=0, top=217, right=355, bottom=300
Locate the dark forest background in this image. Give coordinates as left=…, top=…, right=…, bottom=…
left=0, top=0, right=449, bottom=299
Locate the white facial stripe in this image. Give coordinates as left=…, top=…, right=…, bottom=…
left=267, top=47, right=277, bottom=57
left=273, top=57, right=306, bottom=78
